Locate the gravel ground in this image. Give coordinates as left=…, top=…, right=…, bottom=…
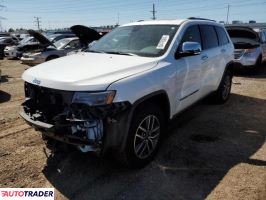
left=0, top=59, right=265, bottom=200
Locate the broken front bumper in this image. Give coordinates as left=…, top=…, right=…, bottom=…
left=20, top=83, right=132, bottom=153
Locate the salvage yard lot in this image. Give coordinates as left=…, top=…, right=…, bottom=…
left=0, top=59, right=265, bottom=200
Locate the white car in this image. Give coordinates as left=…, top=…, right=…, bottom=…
left=4, top=37, right=39, bottom=58
left=20, top=18, right=234, bottom=168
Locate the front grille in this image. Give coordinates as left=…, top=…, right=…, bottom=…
left=234, top=49, right=244, bottom=59
left=24, top=82, right=74, bottom=123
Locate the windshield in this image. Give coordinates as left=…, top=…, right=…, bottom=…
left=53, top=38, right=71, bottom=49
left=19, top=37, right=34, bottom=44
left=89, top=25, right=178, bottom=57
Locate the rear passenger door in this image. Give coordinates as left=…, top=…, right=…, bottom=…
left=198, top=25, right=221, bottom=97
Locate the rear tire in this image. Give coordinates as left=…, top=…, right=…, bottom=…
left=119, top=103, right=165, bottom=168
left=211, top=69, right=232, bottom=104
left=255, top=55, right=262, bottom=68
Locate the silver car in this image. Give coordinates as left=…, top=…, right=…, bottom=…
left=21, top=25, right=101, bottom=66
left=226, top=26, right=266, bottom=68
left=21, top=37, right=81, bottom=65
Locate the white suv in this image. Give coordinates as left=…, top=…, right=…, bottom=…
left=20, top=18, right=234, bottom=168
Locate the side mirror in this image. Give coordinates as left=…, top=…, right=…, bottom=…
left=175, top=41, right=202, bottom=59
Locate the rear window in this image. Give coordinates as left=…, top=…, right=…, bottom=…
left=227, top=29, right=257, bottom=39
left=215, top=26, right=229, bottom=45
left=199, top=25, right=219, bottom=50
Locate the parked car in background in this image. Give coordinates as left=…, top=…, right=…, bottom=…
left=21, top=25, right=101, bottom=66
left=20, top=18, right=234, bottom=168
left=4, top=32, right=76, bottom=59
left=226, top=26, right=266, bottom=68
left=4, top=36, right=39, bottom=58
left=21, top=37, right=81, bottom=65
left=0, top=35, right=20, bottom=59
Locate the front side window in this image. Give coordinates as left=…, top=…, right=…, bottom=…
left=89, top=25, right=179, bottom=57
left=179, top=25, right=202, bottom=50
left=215, top=26, right=229, bottom=46
left=200, top=25, right=219, bottom=50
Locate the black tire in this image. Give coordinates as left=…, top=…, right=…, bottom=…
left=120, top=103, right=165, bottom=168
left=46, top=55, right=59, bottom=61
left=255, top=55, right=262, bottom=68
left=211, top=69, right=232, bottom=104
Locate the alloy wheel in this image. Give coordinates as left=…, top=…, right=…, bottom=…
left=133, top=115, right=160, bottom=159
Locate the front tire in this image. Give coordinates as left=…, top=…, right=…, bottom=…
left=121, top=104, right=164, bottom=168
left=212, top=69, right=232, bottom=104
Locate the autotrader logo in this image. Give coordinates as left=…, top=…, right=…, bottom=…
left=0, top=188, right=54, bottom=200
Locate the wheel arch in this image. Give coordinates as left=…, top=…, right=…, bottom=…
left=225, top=61, right=235, bottom=74
left=103, top=90, right=171, bottom=155
left=131, top=90, right=171, bottom=123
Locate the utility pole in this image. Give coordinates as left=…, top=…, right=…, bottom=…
left=117, top=12, right=120, bottom=25
left=0, top=4, right=7, bottom=32
left=226, top=4, right=230, bottom=24
left=151, top=3, right=157, bottom=20
left=34, top=17, right=41, bottom=30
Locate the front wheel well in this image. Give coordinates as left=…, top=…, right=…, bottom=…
left=225, top=61, right=235, bottom=74
left=132, top=92, right=170, bottom=123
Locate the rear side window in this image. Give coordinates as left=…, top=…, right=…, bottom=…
left=215, top=26, right=229, bottom=45
left=199, top=25, right=219, bottom=50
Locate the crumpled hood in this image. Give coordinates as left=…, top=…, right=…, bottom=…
left=22, top=52, right=159, bottom=91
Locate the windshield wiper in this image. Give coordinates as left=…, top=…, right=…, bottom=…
left=105, top=51, right=137, bottom=56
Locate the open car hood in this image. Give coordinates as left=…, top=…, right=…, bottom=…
left=28, top=30, right=55, bottom=47
left=70, top=25, right=101, bottom=45
left=226, top=26, right=260, bottom=43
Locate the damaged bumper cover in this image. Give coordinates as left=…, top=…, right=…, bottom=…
left=20, top=83, right=132, bottom=153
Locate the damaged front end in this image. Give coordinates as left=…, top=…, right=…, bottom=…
left=20, top=82, right=131, bottom=153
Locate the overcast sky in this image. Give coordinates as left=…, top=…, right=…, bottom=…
left=0, top=0, right=266, bottom=30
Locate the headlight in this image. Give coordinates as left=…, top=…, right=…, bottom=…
left=72, top=91, right=116, bottom=106
left=244, top=48, right=256, bottom=56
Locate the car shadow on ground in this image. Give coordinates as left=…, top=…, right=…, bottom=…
left=42, top=93, right=266, bottom=200
left=0, top=90, right=11, bottom=103
left=234, top=62, right=266, bottom=78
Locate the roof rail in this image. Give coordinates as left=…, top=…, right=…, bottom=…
left=188, top=17, right=216, bottom=22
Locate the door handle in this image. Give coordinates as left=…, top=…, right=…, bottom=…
left=201, top=55, right=208, bottom=60
left=221, top=49, right=226, bottom=53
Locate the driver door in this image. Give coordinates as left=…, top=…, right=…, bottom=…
left=175, top=25, right=203, bottom=112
